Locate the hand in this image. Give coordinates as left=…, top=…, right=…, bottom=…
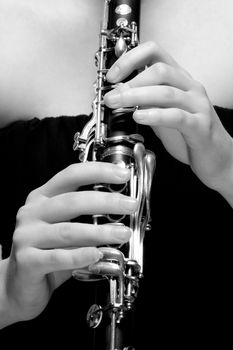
left=104, top=41, right=233, bottom=199
left=0, top=162, right=137, bottom=327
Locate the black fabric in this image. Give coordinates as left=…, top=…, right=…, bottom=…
left=0, top=109, right=232, bottom=348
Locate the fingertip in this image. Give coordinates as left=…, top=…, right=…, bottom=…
left=133, top=110, right=150, bottom=125
left=77, top=247, right=103, bottom=267
left=114, top=226, right=132, bottom=243
left=89, top=247, right=104, bottom=262
left=97, top=249, right=104, bottom=260
left=133, top=110, right=144, bottom=122
left=113, top=165, right=131, bottom=182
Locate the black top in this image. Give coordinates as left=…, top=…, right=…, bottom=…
left=0, top=107, right=232, bottom=348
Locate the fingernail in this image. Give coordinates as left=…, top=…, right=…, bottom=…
left=133, top=110, right=145, bottom=121
left=91, top=249, right=104, bottom=263
left=97, top=250, right=104, bottom=260
left=88, top=261, right=100, bottom=274
left=114, top=166, right=130, bottom=180
left=120, top=197, right=138, bottom=212
left=88, top=263, right=100, bottom=274
left=104, top=90, right=121, bottom=108
left=106, top=65, right=120, bottom=82
left=112, top=226, right=132, bottom=243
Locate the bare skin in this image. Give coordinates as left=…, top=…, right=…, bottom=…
left=0, top=162, right=137, bottom=328
left=1, top=40, right=233, bottom=330
left=104, top=41, right=233, bottom=205
left=0, top=2, right=233, bottom=331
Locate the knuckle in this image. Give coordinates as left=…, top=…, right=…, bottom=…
left=154, top=62, right=168, bottom=79
left=26, top=189, right=39, bottom=203
left=14, top=248, right=24, bottom=266
left=16, top=205, right=30, bottom=223
left=12, top=228, right=24, bottom=250
left=13, top=224, right=34, bottom=250
left=60, top=163, right=78, bottom=181
left=58, top=223, right=72, bottom=244
left=175, top=109, right=193, bottom=129
left=144, top=40, right=158, bottom=53
left=173, top=108, right=184, bottom=121
left=49, top=249, right=59, bottom=266
left=162, top=86, right=175, bottom=100
left=184, top=113, right=198, bottom=131
left=15, top=247, right=33, bottom=270
left=65, top=163, right=79, bottom=175
left=16, top=203, right=38, bottom=224
left=70, top=250, right=82, bottom=267
left=171, top=108, right=183, bottom=124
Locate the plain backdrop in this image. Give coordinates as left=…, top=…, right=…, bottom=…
left=0, top=0, right=233, bottom=126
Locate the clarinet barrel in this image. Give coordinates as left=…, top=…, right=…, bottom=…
left=73, top=1, right=156, bottom=349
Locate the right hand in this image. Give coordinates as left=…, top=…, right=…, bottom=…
left=1, top=162, right=137, bottom=327
left=104, top=41, right=233, bottom=198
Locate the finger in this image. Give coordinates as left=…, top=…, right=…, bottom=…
left=27, top=162, right=130, bottom=200
left=21, top=247, right=104, bottom=275
left=125, top=62, right=193, bottom=91
left=133, top=107, right=199, bottom=140
left=105, top=85, right=197, bottom=113
left=106, top=41, right=180, bottom=83
left=37, top=191, right=138, bottom=222
left=24, top=222, right=132, bottom=248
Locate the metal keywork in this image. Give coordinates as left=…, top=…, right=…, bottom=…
left=72, top=1, right=156, bottom=349
left=86, top=304, right=103, bottom=329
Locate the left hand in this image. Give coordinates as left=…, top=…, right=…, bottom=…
left=104, top=41, right=233, bottom=197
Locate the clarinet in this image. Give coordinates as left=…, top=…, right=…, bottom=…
left=73, top=1, right=156, bottom=349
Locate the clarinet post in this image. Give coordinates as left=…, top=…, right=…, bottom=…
left=73, top=1, right=156, bottom=349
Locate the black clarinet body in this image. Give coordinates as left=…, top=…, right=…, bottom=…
left=73, top=1, right=156, bottom=349
left=105, top=0, right=140, bottom=140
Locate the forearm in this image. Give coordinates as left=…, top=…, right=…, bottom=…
left=0, top=258, right=19, bottom=329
